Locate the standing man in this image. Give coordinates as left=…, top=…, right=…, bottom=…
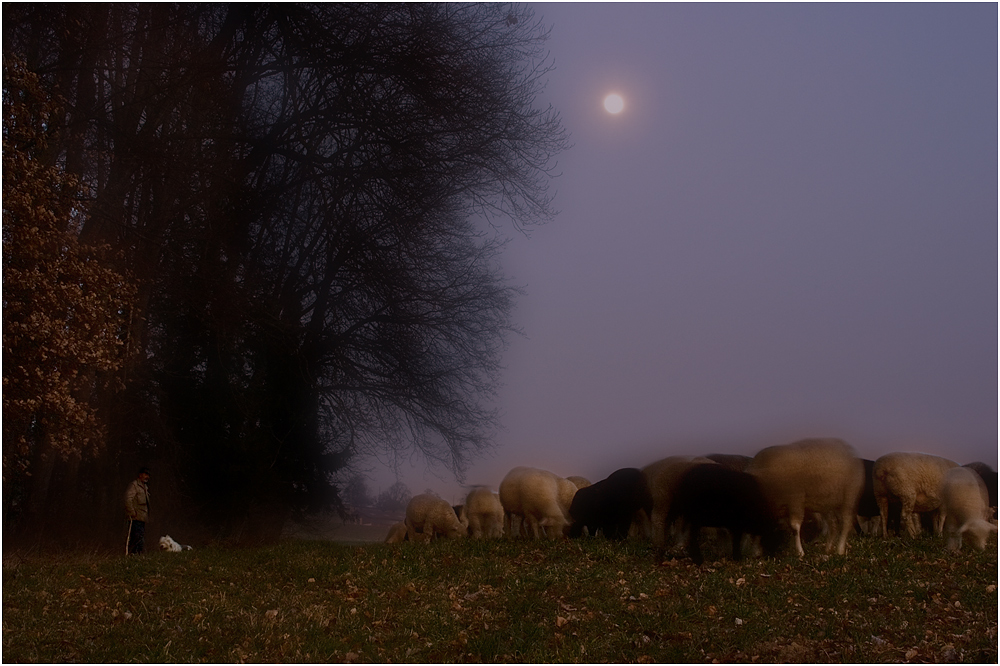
left=125, top=467, right=151, bottom=555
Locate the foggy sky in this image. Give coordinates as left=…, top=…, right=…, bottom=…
left=368, top=3, right=997, bottom=504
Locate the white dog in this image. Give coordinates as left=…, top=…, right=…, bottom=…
left=158, top=535, right=193, bottom=552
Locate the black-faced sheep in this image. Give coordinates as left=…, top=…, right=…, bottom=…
left=666, top=463, right=783, bottom=565
left=641, top=455, right=717, bottom=550
left=463, top=486, right=504, bottom=539
left=705, top=453, right=753, bottom=472
left=873, top=452, right=957, bottom=538
left=498, top=467, right=576, bottom=538
left=748, top=438, right=864, bottom=556
left=405, top=493, right=467, bottom=541
left=568, top=468, right=653, bottom=540
left=941, top=466, right=997, bottom=551
left=962, top=462, right=998, bottom=510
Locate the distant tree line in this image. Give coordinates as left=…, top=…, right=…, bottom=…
left=341, top=474, right=412, bottom=518
left=2, top=4, right=566, bottom=546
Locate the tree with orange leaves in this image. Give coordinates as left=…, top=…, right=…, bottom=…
left=2, top=56, right=135, bottom=517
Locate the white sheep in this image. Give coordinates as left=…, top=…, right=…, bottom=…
left=404, top=493, right=467, bottom=542
left=498, top=466, right=576, bottom=538
left=566, top=476, right=592, bottom=490
left=462, top=486, right=505, bottom=539
left=641, top=455, right=716, bottom=551
left=748, top=438, right=864, bottom=556
left=873, top=452, right=957, bottom=538
left=940, top=466, right=997, bottom=551
left=556, top=476, right=580, bottom=524
left=384, top=521, right=408, bottom=544
left=499, top=466, right=531, bottom=537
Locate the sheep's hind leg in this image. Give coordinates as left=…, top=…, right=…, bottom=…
left=730, top=530, right=745, bottom=561
left=900, top=498, right=918, bottom=538
left=834, top=510, right=852, bottom=554
left=687, top=525, right=704, bottom=565
left=877, top=497, right=890, bottom=538
left=932, top=508, right=946, bottom=537
left=788, top=512, right=805, bottom=556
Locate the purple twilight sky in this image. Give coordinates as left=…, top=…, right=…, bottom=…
left=367, top=2, right=997, bottom=504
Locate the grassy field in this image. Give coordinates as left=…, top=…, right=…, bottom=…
left=2, top=534, right=996, bottom=663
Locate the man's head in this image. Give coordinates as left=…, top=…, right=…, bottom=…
left=138, top=466, right=151, bottom=482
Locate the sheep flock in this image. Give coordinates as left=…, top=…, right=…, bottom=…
left=387, top=437, right=997, bottom=563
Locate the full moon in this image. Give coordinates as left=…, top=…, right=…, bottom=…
left=603, top=93, right=625, bottom=114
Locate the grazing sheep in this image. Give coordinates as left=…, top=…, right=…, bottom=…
left=463, top=487, right=505, bottom=539
left=941, top=466, right=997, bottom=551
left=499, top=466, right=530, bottom=537
left=873, top=452, right=957, bottom=538
left=556, top=476, right=580, bottom=522
left=568, top=468, right=653, bottom=540
left=566, top=476, right=592, bottom=490
left=705, top=453, right=753, bottom=472
left=855, top=460, right=933, bottom=537
left=667, top=463, right=783, bottom=564
left=498, top=467, right=575, bottom=538
left=404, top=493, right=467, bottom=542
left=452, top=505, right=470, bottom=533
left=641, top=455, right=717, bottom=550
left=748, top=438, right=864, bottom=556
left=384, top=522, right=408, bottom=544
left=963, top=462, right=998, bottom=510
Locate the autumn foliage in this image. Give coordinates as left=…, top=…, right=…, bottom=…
left=2, top=56, right=134, bottom=482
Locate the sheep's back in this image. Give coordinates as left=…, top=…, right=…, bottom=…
left=518, top=468, right=564, bottom=515
left=873, top=452, right=958, bottom=506
left=643, top=455, right=714, bottom=505
left=499, top=466, right=533, bottom=515
left=705, top=453, right=753, bottom=472
left=465, top=487, right=503, bottom=517
left=749, top=438, right=863, bottom=511
left=963, top=462, right=998, bottom=508
left=406, top=493, right=460, bottom=533
left=942, top=466, right=991, bottom=524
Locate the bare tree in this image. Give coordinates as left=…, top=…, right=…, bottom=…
left=343, top=475, right=373, bottom=509
left=4, top=4, right=567, bottom=543
left=376, top=482, right=413, bottom=515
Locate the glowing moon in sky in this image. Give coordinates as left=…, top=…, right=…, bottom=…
left=603, top=93, right=625, bottom=114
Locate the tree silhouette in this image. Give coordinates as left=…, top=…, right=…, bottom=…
left=376, top=482, right=413, bottom=515
left=2, top=56, right=134, bottom=529
left=4, top=4, right=566, bottom=544
left=343, top=475, right=374, bottom=509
